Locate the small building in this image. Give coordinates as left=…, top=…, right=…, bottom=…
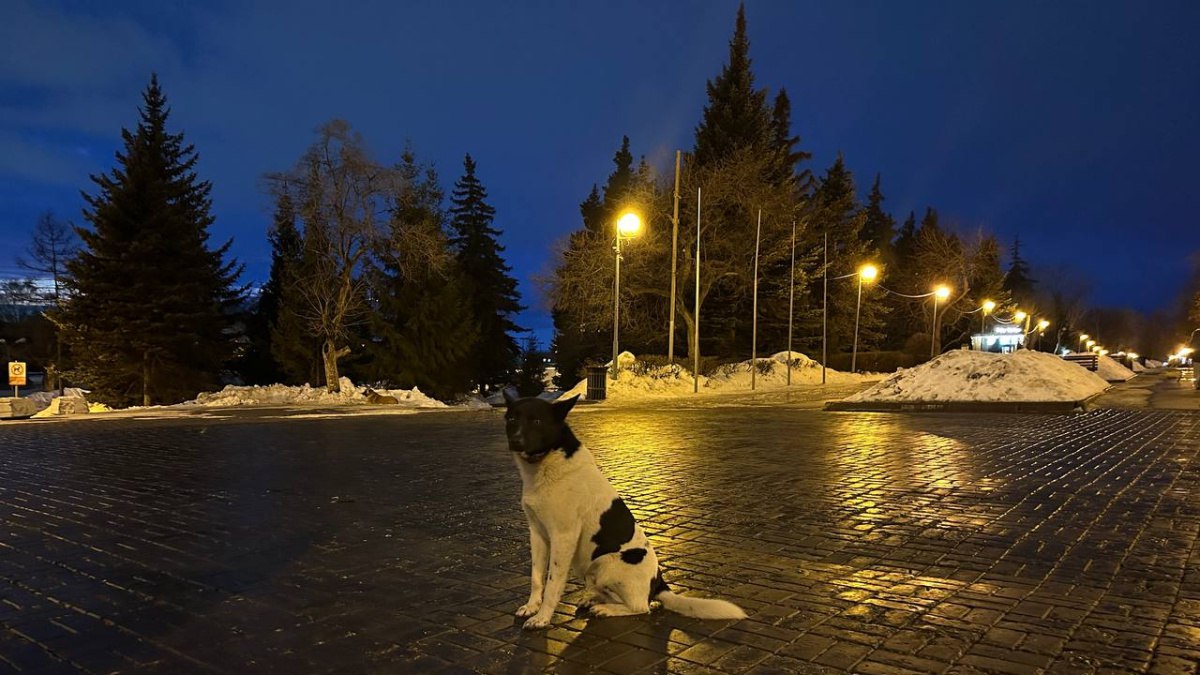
left=970, top=324, right=1025, bottom=353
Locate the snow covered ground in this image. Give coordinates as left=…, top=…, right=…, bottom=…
left=843, top=350, right=1110, bottom=404
left=562, top=351, right=878, bottom=404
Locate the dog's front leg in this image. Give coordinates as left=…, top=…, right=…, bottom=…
left=523, top=527, right=579, bottom=630
left=516, top=525, right=548, bottom=618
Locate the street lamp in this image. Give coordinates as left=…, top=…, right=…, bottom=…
left=981, top=299, right=996, bottom=333
left=931, top=285, right=951, bottom=358
left=851, top=264, right=879, bottom=373
left=1037, top=319, right=1050, bottom=351
left=611, top=211, right=642, bottom=378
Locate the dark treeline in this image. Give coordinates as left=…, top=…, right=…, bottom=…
left=2, top=80, right=524, bottom=406
left=546, top=4, right=1181, bottom=385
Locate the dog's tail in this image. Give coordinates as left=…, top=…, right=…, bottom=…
left=657, top=590, right=747, bottom=620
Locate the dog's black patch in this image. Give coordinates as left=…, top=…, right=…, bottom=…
left=648, top=569, right=670, bottom=602
left=591, top=498, right=635, bottom=559
left=620, top=548, right=647, bottom=565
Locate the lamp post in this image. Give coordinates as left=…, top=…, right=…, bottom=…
left=981, top=299, right=996, bottom=333
left=931, top=285, right=951, bottom=358
left=611, top=211, right=642, bottom=379
left=1014, top=310, right=1028, bottom=349
left=1078, top=333, right=1089, bottom=353
left=1037, top=319, right=1050, bottom=351
left=851, top=264, right=879, bottom=373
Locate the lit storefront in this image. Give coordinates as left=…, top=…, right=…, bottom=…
left=970, top=325, right=1025, bottom=353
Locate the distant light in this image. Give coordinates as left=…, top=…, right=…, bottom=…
left=1086, top=339, right=1096, bottom=348
left=1015, top=310, right=1027, bottom=322
left=934, top=285, right=951, bottom=300
left=1038, top=319, right=1050, bottom=330
left=1080, top=333, right=1089, bottom=342
left=859, top=264, right=879, bottom=282
left=982, top=300, right=996, bottom=312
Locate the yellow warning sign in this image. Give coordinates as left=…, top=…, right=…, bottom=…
left=8, top=362, right=26, bottom=386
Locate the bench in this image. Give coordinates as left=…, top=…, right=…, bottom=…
left=1063, top=353, right=1099, bottom=371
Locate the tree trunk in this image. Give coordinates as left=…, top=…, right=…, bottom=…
left=142, top=350, right=150, bottom=406
left=679, top=308, right=699, bottom=373
left=322, top=340, right=351, bottom=392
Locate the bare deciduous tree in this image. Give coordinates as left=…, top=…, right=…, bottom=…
left=271, top=120, right=391, bottom=392
left=17, top=211, right=79, bottom=301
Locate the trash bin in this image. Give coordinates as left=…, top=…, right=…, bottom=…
left=586, top=366, right=608, bottom=401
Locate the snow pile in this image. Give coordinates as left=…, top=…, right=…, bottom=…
left=1096, top=355, right=1136, bottom=381
left=563, top=351, right=876, bottom=402
left=28, top=388, right=111, bottom=417
left=189, top=377, right=447, bottom=408
left=1063, top=352, right=1136, bottom=382
left=843, top=350, right=1110, bottom=403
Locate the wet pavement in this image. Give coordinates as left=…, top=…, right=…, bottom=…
left=3, top=404, right=1200, bottom=673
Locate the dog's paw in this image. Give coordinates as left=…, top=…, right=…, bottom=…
left=522, top=614, right=552, bottom=630
left=589, top=604, right=622, bottom=618
left=515, top=602, right=541, bottom=618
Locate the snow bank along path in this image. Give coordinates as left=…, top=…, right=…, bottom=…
left=844, top=350, right=1111, bottom=403
left=189, top=377, right=448, bottom=408
left=564, top=351, right=878, bottom=402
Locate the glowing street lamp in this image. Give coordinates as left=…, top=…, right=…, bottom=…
left=1034, top=319, right=1050, bottom=351
left=851, top=264, right=879, bottom=373
left=611, top=211, right=642, bottom=378
left=931, top=285, right=951, bottom=358
left=981, top=299, right=996, bottom=332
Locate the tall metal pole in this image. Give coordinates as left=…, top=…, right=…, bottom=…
left=930, top=296, right=939, bottom=358
left=852, top=275, right=863, bottom=373
left=611, top=233, right=621, bottom=379
left=668, top=150, right=681, bottom=364
left=787, top=220, right=796, bottom=387
left=693, top=187, right=701, bottom=394
left=821, top=232, right=828, bottom=385
left=751, top=209, right=762, bottom=391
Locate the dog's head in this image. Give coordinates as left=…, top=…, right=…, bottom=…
left=502, top=389, right=580, bottom=463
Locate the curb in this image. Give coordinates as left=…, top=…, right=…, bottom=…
left=823, top=399, right=1090, bottom=414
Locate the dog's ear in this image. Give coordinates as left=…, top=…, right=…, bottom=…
left=552, top=394, right=579, bottom=421
left=502, top=387, right=519, bottom=407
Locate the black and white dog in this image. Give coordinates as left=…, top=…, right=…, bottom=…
left=503, top=390, right=746, bottom=629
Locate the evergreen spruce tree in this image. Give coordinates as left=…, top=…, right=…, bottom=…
left=769, top=88, right=813, bottom=190
left=880, top=211, right=921, bottom=348
left=449, top=154, right=523, bottom=391
left=805, top=154, right=881, bottom=356
left=57, top=75, right=243, bottom=406
left=263, top=192, right=320, bottom=384
left=694, top=3, right=772, bottom=168
left=365, top=149, right=478, bottom=400
left=861, top=174, right=896, bottom=265
left=516, top=338, right=548, bottom=397
left=1003, top=237, right=1037, bottom=308
left=239, top=193, right=298, bottom=383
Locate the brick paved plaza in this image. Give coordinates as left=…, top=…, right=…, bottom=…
left=3, top=404, right=1200, bottom=673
